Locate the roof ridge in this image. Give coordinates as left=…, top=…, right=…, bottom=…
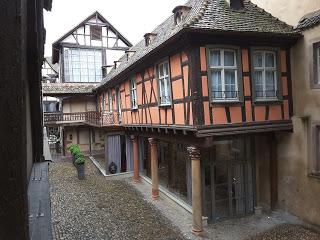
left=184, top=0, right=208, bottom=27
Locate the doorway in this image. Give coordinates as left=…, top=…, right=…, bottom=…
left=203, top=136, right=254, bottom=222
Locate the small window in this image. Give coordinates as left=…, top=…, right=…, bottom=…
left=130, top=77, right=138, bottom=109
left=208, top=49, right=239, bottom=101
left=174, top=11, right=182, bottom=25
left=313, top=42, right=320, bottom=87
left=253, top=50, right=278, bottom=100
left=157, top=61, right=172, bottom=106
left=108, top=90, right=113, bottom=112
left=90, top=25, right=102, bottom=40
left=102, top=93, right=106, bottom=111
left=69, top=135, right=73, bottom=141
left=312, top=125, right=320, bottom=176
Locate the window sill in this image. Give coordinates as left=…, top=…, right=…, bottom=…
left=308, top=173, right=320, bottom=180
left=254, top=98, right=282, bottom=105
left=159, top=103, right=172, bottom=108
left=131, top=107, right=138, bottom=111
left=210, top=99, right=243, bottom=105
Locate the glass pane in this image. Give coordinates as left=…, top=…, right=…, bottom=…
left=265, top=52, right=275, bottom=68
left=253, top=52, right=262, bottom=68
left=164, top=62, right=169, bottom=75
left=159, top=65, right=164, bottom=77
left=210, top=50, right=221, bottom=67
left=225, top=70, right=237, bottom=98
left=224, top=51, right=235, bottom=67
left=253, top=71, right=263, bottom=98
left=211, top=70, right=222, bottom=99
left=265, top=71, right=276, bottom=97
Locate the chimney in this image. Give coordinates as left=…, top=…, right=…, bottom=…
left=226, top=0, right=244, bottom=10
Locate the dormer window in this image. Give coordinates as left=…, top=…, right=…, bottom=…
left=226, top=0, right=244, bottom=10
left=172, top=5, right=191, bottom=25
left=144, top=33, right=157, bottom=47
left=125, top=50, right=136, bottom=61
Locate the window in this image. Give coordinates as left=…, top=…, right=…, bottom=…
left=209, top=49, right=238, bottom=101
left=102, top=93, right=106, bottom=111
left=174, top=11, right=182, bottom=25
left=130, top=77, right=138, bottom=109
left=63, top=48, right=102, bottom=82
left=108, top=90, right=113, bottom=112
left=313, top=42, right=320, bottom=87
left=90, top=25, right=102, bottom=40
left=311, top=124, right=320, bottom=176
left=157, top=61, right=172, bottom=106
left=253, top=50, right=278, bottom=100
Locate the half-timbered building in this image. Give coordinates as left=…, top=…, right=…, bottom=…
left=43, top=0, right=306, bottom=233
left=43, top=11, right=132, bottom=155
left=90, top=0, right=301, bottom=232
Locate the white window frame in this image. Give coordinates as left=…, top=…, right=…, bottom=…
left=209, top=49, right=239, bottom=102
left=253, top=50, right=278, bottom=100
left=157, top=61, right=172, bottom=106
left=130, top=77, right=138, bottom=109
left=108, top=90, right=113, bottom=112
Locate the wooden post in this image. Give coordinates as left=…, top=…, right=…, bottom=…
left=270, top=133, right=278, bottom=210
left=187, top=145, right=203, bottom=233
left=89, top=128, right=92, bottom=156
left=148, top=138, right=159, bottom=200
left=132, top=135, right=140, bottom=182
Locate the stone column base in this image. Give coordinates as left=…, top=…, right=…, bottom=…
left=152, top=188, right=159, bottom=200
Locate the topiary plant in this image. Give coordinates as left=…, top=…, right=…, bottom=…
left=68, top=144, right=80, bottom=154
left=75, top=155, right=85, bottom=165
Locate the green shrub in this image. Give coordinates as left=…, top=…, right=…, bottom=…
left=68, top=144, right=80, bottom=154
left=75, top=155, right=85, bottom=165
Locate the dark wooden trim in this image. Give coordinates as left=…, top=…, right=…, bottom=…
left=286, top=48, right=294, bottom=117
left=181, top=60, right=189, bottom=67
left=243, top=72, right=250, bottom=77
left=269, top=133, right=278, bottom=210
left=196, top=120, right=293, bottom=137
left=189, top=45, right=204, bottom=125
left=225, top=107, right=231, bottom=123
left=171, top=74, right=183, bottom=82
left=201, top=71, right=207, bottom=76
left=265, top=105, right=269, bottom=121
left=179, top=53, right=187, bottom=125
left=76, top=127, right=80, bottom=144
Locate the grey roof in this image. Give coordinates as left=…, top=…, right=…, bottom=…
left=97, top=0, right=297, bottom=89
left=43, top=83, right=96, bottom=95
left=297, top=9, right=320, bottom=30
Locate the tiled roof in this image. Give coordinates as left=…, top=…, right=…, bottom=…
left=297, top=9, right=320, bottom=30
left=97, top=0, right=297, bottom=89
left=43, top=83, right=96, bottom=95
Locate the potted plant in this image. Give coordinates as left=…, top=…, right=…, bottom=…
left=68, top=144, right=80, bottom=164
left=75, top=155, right=85, bottom=180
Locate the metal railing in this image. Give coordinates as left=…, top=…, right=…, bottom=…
left=255, top=90, right=278, bottom=99
left=44, top=111, right=120, bottom=126
left=211, top=90, right=239, bottom=100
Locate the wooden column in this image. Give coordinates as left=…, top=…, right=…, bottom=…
left=89, top=128, right=92, bottom=156
left=270, top=133, right=278, bottom=210
left=132, top=135, right=140, bottom=183
left=187, top=145, right=203, bottom=233
left=148, top=138, right=159, bottom=200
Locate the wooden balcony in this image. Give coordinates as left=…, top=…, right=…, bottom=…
left=44, top=111, right=120, bottom=127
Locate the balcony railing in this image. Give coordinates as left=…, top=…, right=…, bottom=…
left=44, top=111, right=120, bottom=126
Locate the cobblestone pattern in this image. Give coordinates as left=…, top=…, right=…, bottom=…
left=49, top=159, right=183, bottom=240
left=249, top=224, right=320, bottom=240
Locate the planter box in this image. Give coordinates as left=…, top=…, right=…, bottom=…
left=76, top=164, right=85, bottom=180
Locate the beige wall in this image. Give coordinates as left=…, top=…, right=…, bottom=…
left=276, top=25, right=320, bottom=225
left=62, top=96, right=96, bottom=113
left=251, top=0, right=320, bottom=26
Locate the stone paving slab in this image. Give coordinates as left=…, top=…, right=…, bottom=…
left=49, top=159, right=183, bottom=240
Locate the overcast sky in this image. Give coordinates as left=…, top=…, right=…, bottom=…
left=44, top=0, right=186, bottom=56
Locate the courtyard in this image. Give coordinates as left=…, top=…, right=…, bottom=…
left=49, top=157, right=320, bottom=240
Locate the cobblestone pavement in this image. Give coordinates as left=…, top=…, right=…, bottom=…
left=249, top=224, right=320, bottom=240
left=49, top=159, right=183, bottom=240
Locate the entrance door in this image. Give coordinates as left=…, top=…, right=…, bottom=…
left=206, top=137, right=254, bottom=222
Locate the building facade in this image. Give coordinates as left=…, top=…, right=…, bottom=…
left=251, top=0, right=320, bottom=226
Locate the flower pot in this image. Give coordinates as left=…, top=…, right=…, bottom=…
left=76, top=164, right=85, bottom=180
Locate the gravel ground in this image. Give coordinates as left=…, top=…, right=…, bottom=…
left=249, top=224, right=320, bottom=240
left=49, top=159, right=183, bottom=240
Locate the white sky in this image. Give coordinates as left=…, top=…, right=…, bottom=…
left=44, top=0, right=186, bottom=56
